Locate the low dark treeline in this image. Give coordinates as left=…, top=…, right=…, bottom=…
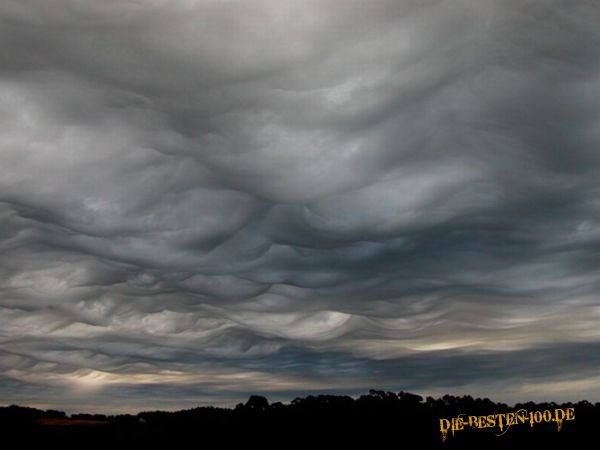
left=1, top=391, right=598, bottom=448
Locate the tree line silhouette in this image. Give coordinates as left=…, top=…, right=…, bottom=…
left=2, top=391, right=597, bottom=448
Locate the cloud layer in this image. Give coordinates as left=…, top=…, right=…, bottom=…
left=2, top=0, right=600, bottom=412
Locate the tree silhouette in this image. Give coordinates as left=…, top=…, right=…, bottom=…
left=1, top=391, right=596, bottom=447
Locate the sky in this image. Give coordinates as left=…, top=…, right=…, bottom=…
left=1, top=0, right=600, bottom=414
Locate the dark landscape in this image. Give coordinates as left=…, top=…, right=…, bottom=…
left=2, top=391, right=596, bottom=448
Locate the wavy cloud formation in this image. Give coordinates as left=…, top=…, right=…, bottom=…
left=2, top=0, right=600, bottom=412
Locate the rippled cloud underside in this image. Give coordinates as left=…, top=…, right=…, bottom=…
left=2, top=0, right=600, bottom=413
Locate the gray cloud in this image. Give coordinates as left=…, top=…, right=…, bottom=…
left=1, top=0, right=600, bottom=412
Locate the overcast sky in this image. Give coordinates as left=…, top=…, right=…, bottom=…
left=2, top=0, right=600, bottom=414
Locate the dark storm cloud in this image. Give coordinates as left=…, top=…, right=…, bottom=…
left=2, top=0, right=600, bottom=411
